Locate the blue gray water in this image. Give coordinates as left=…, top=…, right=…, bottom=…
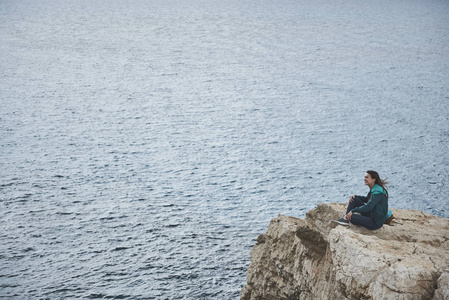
left=1, top=0, right=448, bottom=299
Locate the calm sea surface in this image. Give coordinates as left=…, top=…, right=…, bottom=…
left=1, top=0, right=448, bottom=299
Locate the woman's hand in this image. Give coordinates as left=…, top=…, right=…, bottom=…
left=349, top=195, right=355, bottom=202
left=346, top=211, right=353, bottom=221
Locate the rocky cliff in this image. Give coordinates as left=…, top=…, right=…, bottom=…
left=241, top=203, right=449, bottom=300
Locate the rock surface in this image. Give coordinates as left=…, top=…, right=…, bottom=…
left=241, top=203, right=449, bottom=300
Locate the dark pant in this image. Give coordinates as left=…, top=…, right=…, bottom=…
left=346, top=197, right=382, bottom=230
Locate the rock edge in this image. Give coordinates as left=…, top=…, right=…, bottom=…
left=241, top=203, right=449, bottom=300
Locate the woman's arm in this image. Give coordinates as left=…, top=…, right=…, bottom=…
left=351, top=193, right=384, bottom=214
left=354, top=193, right=371, bottom=203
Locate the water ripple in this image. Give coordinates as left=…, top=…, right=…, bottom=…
left=1, top=0, right=449, bottom=299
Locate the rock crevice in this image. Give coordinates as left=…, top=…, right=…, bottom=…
left=241, top=203, right=449, bottom=300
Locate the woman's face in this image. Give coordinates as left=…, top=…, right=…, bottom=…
left=364, top=173, right=376, bottom=187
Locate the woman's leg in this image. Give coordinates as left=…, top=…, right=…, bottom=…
left=350, top=214, right=381, bottom=230
left=345, top=197, right=380, bottom=229
left=346, top=197, right=365, bottom=214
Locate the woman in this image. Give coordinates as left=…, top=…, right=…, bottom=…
left=333, top=170, right=389, bottom=230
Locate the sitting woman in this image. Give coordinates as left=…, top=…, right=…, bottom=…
left=333, top=170, right=389, bottom=230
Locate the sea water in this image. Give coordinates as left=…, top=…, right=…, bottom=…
left=1, top=0, right=448, bottom=298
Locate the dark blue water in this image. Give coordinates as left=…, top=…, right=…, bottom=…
left=1, top=0, right=448, bottom=298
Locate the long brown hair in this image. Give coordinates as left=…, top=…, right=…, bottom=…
left=367, top=170, right=389, bottom=200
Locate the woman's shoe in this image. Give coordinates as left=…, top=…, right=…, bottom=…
left=332, top=217, right=349, bottom=226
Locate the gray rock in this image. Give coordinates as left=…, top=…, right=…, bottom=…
left=241, top=203, right=449, bottom=300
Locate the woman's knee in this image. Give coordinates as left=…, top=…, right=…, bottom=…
left=347, top=198, right=364, bottom=210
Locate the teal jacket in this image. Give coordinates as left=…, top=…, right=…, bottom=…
left=351, top=184, right=389, bottom=226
